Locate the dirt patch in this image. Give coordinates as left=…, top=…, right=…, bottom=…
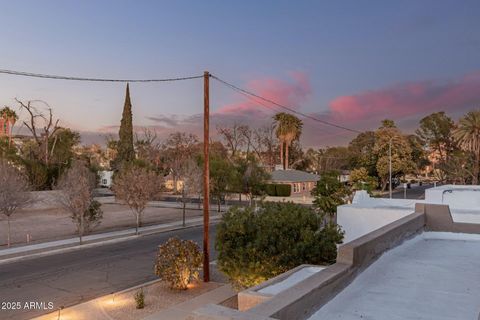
left=0, top=202, right=205, bottom=247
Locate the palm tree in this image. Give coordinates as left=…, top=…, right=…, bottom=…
left=453, top=110, right=480, bottom=184
left=0, top=107, right=18, bottom=147
left=273, top=113, right=303, bottom=169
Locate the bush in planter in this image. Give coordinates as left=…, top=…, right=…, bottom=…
left=215, top=202, right=344, bottom=289
left=154, top=237, right=203, bottom=290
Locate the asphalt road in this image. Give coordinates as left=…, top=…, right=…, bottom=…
left=0, top=225, right=217, bottom=320
left=382, top=183, right=433, bottom=200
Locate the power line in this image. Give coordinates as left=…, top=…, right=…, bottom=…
left=211, top=75, right=361, bottom=134
left=1, top=67, right=363, bottom=134
left=220, top=82, right=333, bottom=134
left=223, top=84, right=279, bottom=113
left=0, top=69, right=203, bottom=82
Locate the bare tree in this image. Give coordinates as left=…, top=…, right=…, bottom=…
left=15, top=99, right=61, bottom=165
left=0, top=161, right=32, bottom=247
left=163, top=132, right=199, bottom=192
left=57, top=160, right=98, bottom=244
left=135, top=127, right=162, bottom=167
left=250, top=124, right=278, bottom=170
left=178, top=159, right=203, bottom=226
left=113, top=166, right=162, bottom=234
left=217, top=123, right=278, bottom=170
left=217, top=123, right=248, bottom=158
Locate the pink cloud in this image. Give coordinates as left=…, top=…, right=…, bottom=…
left=216, top=71, right=311, bottom=115
left=328, top=71, right=480, bottom=124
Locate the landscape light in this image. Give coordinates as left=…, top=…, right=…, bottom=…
left=57, top=306, right=64, bottom=320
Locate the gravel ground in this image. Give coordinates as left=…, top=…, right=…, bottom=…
left=102, top=280, right=222, bottom=320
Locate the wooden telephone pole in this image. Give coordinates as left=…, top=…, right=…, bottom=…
left=203, top=71, right=210, bottom=282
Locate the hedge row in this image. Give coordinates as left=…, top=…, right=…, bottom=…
left=265, top=183, right=291, bottom=197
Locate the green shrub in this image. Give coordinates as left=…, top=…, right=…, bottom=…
left=24, top=160, right=49, bottom=190
left=312, top=171, right=350, bottom=219
left=275, top=184, right=291, bottom=196
left=84, top=200, right=103, bottom=233
left=215, top=202, right=344, bottom=289
left=349, top=167, right=377, bottom=194
left=265, top=184, right=276, bottom=196
left=154, top=237, right=203, bottom=290
left=265, top=184, right=292, bottom=196
left=134, top=288, right=145, bottom=309
left=71, top=200, right=103, bottom=235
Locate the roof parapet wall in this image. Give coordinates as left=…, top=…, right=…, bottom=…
left=416, top=203, right=480, bottom=234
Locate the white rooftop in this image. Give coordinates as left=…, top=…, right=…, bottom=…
left=350, top=190, right=423, bottom=208
left=350, top=185, right=480, bottom=211
left=308, top=232, right=480, bottom=320
left=426, top=184, right=480, bottom=191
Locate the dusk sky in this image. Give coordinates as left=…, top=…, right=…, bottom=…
left=1, top=0, right=479, bottom=147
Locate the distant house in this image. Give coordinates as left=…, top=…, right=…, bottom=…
left=98, top=171, right=113, bottom=188
left=270, top=169, right=320, bottom=197
left=339, top=170, right=350, bottom=184
left=164, top=174, right=184, bottom=192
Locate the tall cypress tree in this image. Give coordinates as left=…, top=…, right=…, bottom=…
left=115, top=83, right=135, bottom=168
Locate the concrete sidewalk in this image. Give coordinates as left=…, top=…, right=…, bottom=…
left=0, top=215, right=221, bottom=264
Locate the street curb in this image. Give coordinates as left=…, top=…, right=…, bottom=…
left=0, top=217, right=221, bottom=265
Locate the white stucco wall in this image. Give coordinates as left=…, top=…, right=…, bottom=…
left=425, top=184, right=480, bottom=206
left=425, top=185, right=480, bottom=224
left=337, top=191, right=419, bottom=244
left=337, top=205, right=413, bottom=244
left=338, top=188, right=480, bottom=244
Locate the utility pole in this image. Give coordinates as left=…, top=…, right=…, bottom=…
left=389, top=138, right=392, bottom=199
left=203, top=71, right=210, bottom=282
